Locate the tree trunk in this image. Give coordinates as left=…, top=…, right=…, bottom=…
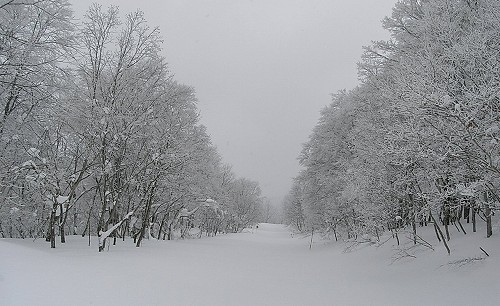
left=433, top=220, right=441, bottom=242
left=45, top=218, right=52, bottom=242
left=99, top=212, right=134, bottom=251
left=409, top=193, right=417, bottom=245
left=60, top=224, right=65, bottom=244
left=50, top=226, right=56, bottom=248
left=457, top=219, right=467, bottom=235
left=412, top=221, right=417, bottom=245
left=98, top=235, right=106, bottom=252
left=464, top=204, right=470, bottom=223
left=158, top=216, right=166, bottom=240
left=73, top=209, right=78, bottom=235
left=443, top=205, right=450, bottom=241
left=47, top=203, right=58, bottom=248
left=8, top=218, right=13, bottom=238
left=136, top=202, right=152, bottom=247
left=309, top=228, right=314, bottom=250
left=50, top=217, right=56, bottom=249
left=82, top=208, right=90, bottom=237
left=123, top=219, right=128, bottom=242
left=431, top=213, right=450, bottom=255
left=88, top=219, right=91, bottom=247
left=167, top=222, right=173, bottom=240
left=485, top=205, right=492, bottom=238
left=0, top=221, right=5, bottom=238
left=60, top=204, right=66, bottom=243
left=472, top=205, right=476, bottom=233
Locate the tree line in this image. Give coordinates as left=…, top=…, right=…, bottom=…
left=283, top=0, right=499, bottom=253
left=0, top=1, right=264, bottom=251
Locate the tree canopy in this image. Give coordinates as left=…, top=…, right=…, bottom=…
left=284, top=0, right=499, bottom=251
left=0, top=1, right=264, bottom=250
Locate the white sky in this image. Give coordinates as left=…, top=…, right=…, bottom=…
left=70, top=0, right=397, bottom=205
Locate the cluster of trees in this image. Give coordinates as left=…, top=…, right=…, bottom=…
left=0, top=0, right=264, bottom=251
left=283, top=0, right=499, bottom=252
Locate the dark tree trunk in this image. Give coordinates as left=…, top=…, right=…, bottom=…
left=457, top=219, right=466, bottom=235
left=409, top=193, right=417, bottom=245
left=412, top=221, right=417, bottom=245
left=464, top=204, right=470, bottom=223
left=98, top=235, right=106, bottom=252
left=60, top=225, right=65, bottom=243
left=485, top=205, right=492, bottom=238
left=136, top=202, right=152, bottom=247
left=96, top=179, right=109, bottom=252
left=0, top=221, right=5, bottom=238
left=123, top=219, right=128, bottom=242
left=309, top=228, right=314, bottom=249
left=46, top=219, right=52, bottom=242
left=443, top=205, right=450, bottom=241
left=482, top=192, right=492, bottom=238
left=472, top=206, right=476, bottom=233
left=50, top=218, right=56, bottom=249
left=73, top=210, right=78, bottom=235
left=88, top=219, right=91, bottom=247
left=431, top=213, right=450, bottom=255
left=167, top=222, right=173, bottom=240
left=433, top=219, right=441, bottom=242
left=158, top=216, right=166, bottom=240
left=60, top=204, right=66, bottom=243
left=48, top=203, right=58, bottom=248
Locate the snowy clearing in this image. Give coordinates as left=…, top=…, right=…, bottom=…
left=1, top=223, right=499, bottom=306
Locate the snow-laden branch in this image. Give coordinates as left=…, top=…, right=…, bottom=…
left=98, top=211, right=134, bottom=245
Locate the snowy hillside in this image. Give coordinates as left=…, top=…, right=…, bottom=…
left=1, top=223, right=499, bottom=306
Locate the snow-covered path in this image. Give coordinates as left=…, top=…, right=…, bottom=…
left=1, top=223, right=499, bottom=305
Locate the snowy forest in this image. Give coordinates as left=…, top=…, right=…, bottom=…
left=0, top=0, right=267, bottom=251
left=283, top=0, right=499, bottom=253
left=1, top=0, right=500, bottom=255
left=2, top=0, right=500, bottom=305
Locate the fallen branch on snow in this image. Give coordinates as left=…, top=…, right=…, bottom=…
left=445, top=256, right=486, bottom=268
left=480, top=247, right=490, bottom=257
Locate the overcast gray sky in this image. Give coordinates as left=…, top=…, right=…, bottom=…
left=71, top=0, right=397, bottom=205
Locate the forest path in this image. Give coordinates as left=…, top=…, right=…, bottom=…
left=0, top=224, right=355, bottom=306
left=1, top=223, right=498, bottom=305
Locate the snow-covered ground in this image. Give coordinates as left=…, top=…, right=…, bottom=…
left=1, top=223, right=499, bottom=306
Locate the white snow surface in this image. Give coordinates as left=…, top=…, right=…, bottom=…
left=1, top=223, right=499, bottom=306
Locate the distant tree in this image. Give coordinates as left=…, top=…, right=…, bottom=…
left=283, top=180, right=305, bottom=231
left=227, top=178, right=263, bottom=232
left=261, top=198, right=280, bottom=224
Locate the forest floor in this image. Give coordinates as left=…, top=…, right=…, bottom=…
left=1, top=222, right=499, bottom=306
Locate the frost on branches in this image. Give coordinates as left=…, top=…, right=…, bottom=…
left=284, top=0, right=499, bottom=253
